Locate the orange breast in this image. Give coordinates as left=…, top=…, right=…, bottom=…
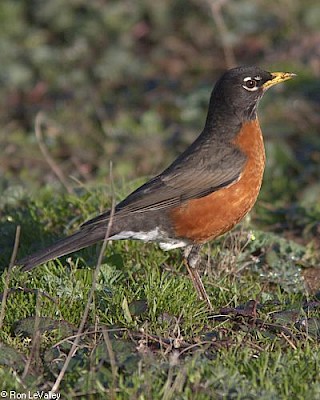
left=170, top=119, right=266, bottom=242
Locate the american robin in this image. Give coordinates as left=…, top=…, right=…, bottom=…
left=18, top=66, right=295, bottom=309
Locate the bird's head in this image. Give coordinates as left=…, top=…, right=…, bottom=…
left=209, top=66, right=296, bottom=122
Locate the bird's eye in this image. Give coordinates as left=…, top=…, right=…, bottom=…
left=246, top=80, right=256, bottom=89
left=242, top=77, right=258, bottom=92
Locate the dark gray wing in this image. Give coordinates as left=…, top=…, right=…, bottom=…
left=82, top=138, right=246, bottom=227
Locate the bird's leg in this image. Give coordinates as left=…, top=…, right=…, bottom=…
left=183, top=244, right=213, bottom=310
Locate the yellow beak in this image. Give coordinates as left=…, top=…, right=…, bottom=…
left=263, top=71, right=296, bottom=90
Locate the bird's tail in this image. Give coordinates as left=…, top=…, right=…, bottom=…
left=17, top=227, right=106, bottom=272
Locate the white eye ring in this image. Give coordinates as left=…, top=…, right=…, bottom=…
left=242, top=77, right=259, bottom=91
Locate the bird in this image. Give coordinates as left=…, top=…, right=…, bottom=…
left=17, top=66, right=295, bottom=309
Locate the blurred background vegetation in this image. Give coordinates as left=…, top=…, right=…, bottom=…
left=0, top=0, right=319, bottom=247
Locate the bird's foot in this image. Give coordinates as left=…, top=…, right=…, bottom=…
left=184, top=245, right=213, bottom=310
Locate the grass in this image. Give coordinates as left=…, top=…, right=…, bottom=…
left=0, top=186, right=319, bottom=399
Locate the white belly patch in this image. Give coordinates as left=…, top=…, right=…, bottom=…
left=109, top=227, right=188, bottom=251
